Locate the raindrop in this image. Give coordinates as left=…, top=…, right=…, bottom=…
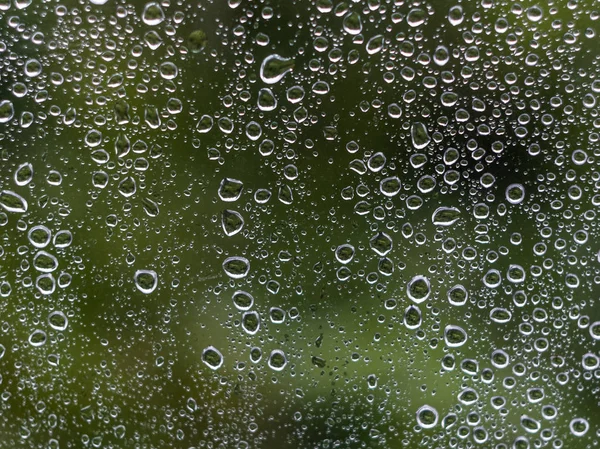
left=260, top=54, right=294, bottom=84
left=134, top=270, right=158, bottom=294
left=222, top=257, right=250, bottom=279
left=202, top=346, right=223, bottom=370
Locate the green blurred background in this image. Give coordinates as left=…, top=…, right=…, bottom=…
left=0, top=0, right=598, bottom=448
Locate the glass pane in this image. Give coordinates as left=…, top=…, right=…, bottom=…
left=0, top=0, right=598, bottom=448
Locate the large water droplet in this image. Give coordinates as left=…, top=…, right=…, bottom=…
left=432, top=207, right=461, bottom=226
left=260, top=54, right=294, bottom=84
left=411, top=122, right=430, bottom=149
left=222, top=256, right=250, bottom=279
left=202, top=346, right=223, bottom=370
left=416, top=405, right=438, bottom=429
left=134, top=269, right=158, bottom=294
left=142, top=2, right=165, bottom=26
left=0, top=190, right=28, bottom=213
left=407, top=276, right=431, bottom=304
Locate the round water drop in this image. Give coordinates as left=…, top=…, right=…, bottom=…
left=33, top=251, right=58, bottom=273
left=257, top=88, right=277, bottom=111
left=48, top=311, right=68, bottom=331
left=432, top=207, right=461, bottom=226
left=570, top=418, right=589, bottom=437
left=406, top=8, right=426, bottom=27
left=202, top=346, right=223, bottom=370
left=142, top=2, right=165, bottom=26
left=444, top=325, right=468, bottom=347
left=241, top=311, right=260, bottom=335
left=367, top=152, right=386, bottom=172
left=159, top=62, right=178, bottom=80
left=218, top=178, right=243, bottom=202
left=387, top=103, right=402, bottom=118
left=28, top=225, right=51, bottom=248
left=232, top=290, right=253, bottom=311
left=342, top=11, right=362, bottom=35
left=245, top=121, right=262, bottom=141
left=85, top=129, right=103, bottom=147
left=0, top=190, right=28, bottom=213
left=447, top=6, right=464, bottom=26
left=407, top=275, right=430, bottom=304
left=260, top=54, right=294, bottom=84
left=222, top=210, right=244, bottom=236
left=36, top=274, right=56, bottom=295
left=29, top=330, right=47, bottom=347
left=222, top=256, right=250, bottom=279
left=483, top=269, right=501, bottom=288
left=267, top=349, right=287, bottom=371
left=526, top=5, right=543, bottom=22
left=196, top=114, right=214, bottom=133
left=24, top=59, right=42, bottom=77
left=416, top=405, right=438, bottom=429
left=491, top=349, right=510, bottom=368
left=380, top=176, right=401, bottom=197
left=433, top=45, right=449, bottom=66
left=589, top=321, right=600, bottom=340
left=118, top=177, right=136, bottom=198
left=335, top=244, right=355, bottom=264
left=507, top=264, right=525, bottom=283
left=14, top=163, right=33, bottom=186
left=90, top=0, right=109, bottom=4
left=134, top=269, right=158, bottom=294
left=457, top=388, right=478, bottom=405
left=188, top=30, right=208, bottom=53
left=0, top=100, right=14, bottom=123
left=505, top=183, right=525, bottom=204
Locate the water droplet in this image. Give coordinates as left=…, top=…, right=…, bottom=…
left=432, top=207, right=461, bottom=226
left=260, top=54, right=294, bottom=84
left=0, top=100, right=14, bottom=123
left=404, top=305, right=422, bottom=329
left=267, top=349, right=287, bottom=371
left=257, top=88, right=277, bottom=111
left=366, top=35, right=384, bottom=54
left=48, top=311, right=68, bottom=331
left=134, top=270, right=158, bottom=294
left=335, top=244, right=355, bottom=264
left=241, top=311, right=260, bottom=335
left=505, top=183, right=525, bottom=204
left=218, top=178, right=243, bottom=202
left=188, top=30, right=207, bottom=53
left=0, top=190, right=28, bottom=213
left=202, top=346, right=223, bottom=370
left=14, top=163, right=33, bottom=186
left=410, top=122, right=430, bottom=149
left=232, top=290, right=253, bottom=311
left=447, top=5, right=464, bottom=26
left=28, top=225, right=51, bottom=248
left=407, top=276, right=430, bottom=304
left=222, top=210, right=244, bottom=236
left=447, top=284, right=468, bottom=306
left=142, top=2, right=165, bottom=26
left=222, top=256, right=250, bottom=279
left=29, top=330, right=47, bottom=347
left=444, top=325, right=468, bottom=347
left=416, top=405, right=438, bottom=429
left=342, top=12, right=362, bottom=35
left=569, top=418, right=589, bottom=437
left=33, top=251, right=58, bottom=273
